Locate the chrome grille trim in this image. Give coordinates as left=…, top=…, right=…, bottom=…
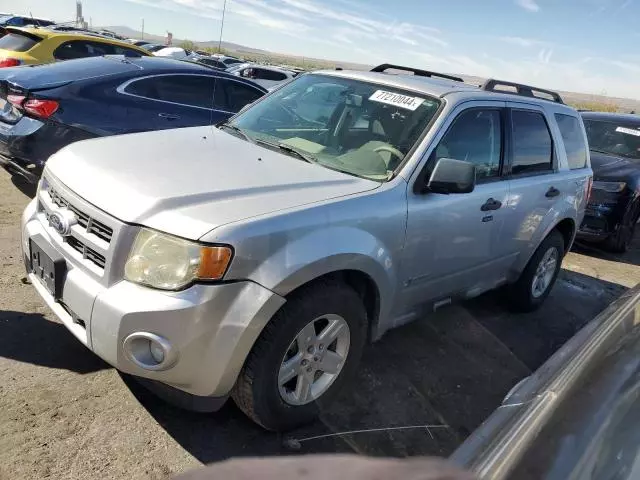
left=36, top=172, right=137, bottom=287
left=48, top=186, right=114, bottom=243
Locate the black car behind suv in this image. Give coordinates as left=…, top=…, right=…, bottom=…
left=578, top=112, right=640, bottom=252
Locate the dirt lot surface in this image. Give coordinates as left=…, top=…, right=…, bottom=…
left=1, top=169, right=639, bottom=480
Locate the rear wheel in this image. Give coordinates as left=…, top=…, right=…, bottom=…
left=509, top=230, right=564, bottom=312
left=232, top=281, right=367, bottom=431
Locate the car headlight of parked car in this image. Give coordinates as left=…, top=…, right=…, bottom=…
left=124, top=228, right=233, bottom=290
left=591, top=181, right=626, bottom=193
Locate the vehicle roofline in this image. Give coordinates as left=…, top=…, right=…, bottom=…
left=309, top=70, right=580, bottom=112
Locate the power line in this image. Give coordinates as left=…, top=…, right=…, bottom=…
left=218, top=0, right=227, bottom=53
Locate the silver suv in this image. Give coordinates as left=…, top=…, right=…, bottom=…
left=22, top=64, right=592, bottom=431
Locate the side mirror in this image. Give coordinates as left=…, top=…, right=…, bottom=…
left=427, top=158, right=476, bottom=194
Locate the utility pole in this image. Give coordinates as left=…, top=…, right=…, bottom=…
left=217, top=0, right=227, bottom=53
left=141, top=18, right=144, bottom=39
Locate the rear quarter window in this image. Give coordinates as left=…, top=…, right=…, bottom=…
left=0, top=32, right=41, bottom=52
left=555, top=113, right=588, bottom=169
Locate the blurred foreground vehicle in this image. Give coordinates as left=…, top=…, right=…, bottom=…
left=0, top=26, right=149, bottom=67
left=22, top=65, right=590, bottom=430
left=577, top=112, right=640, bottom=252
left=452, top=283, right=640, bottom=480
left=0, top=56, right=266, bottom=182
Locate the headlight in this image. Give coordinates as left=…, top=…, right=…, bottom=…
left=124, top=228, right=233, bottom=290
left=592, top=181, right=626, bottom=193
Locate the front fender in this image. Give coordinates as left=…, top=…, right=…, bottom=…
left=225, top=225, right=399, bottom=327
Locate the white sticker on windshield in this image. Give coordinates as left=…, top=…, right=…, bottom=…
left=369, top=90, right=425, bottom=111
left=616, top=126, right=640, bottom=137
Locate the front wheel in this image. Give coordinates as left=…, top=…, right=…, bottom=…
left=232, top=281, right=367, bottom=431
left=509, top=231, right=564, bottom=312
left=605, top=218, right=636, bottom=253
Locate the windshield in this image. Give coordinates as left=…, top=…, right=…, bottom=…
left=0, top=15, right=12, bottom=24
left=229, top=73, right=441, bottom=181
left=584, top=119, right=640, bottom=160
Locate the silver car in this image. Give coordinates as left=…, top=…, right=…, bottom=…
left=22, top=64, right=592, bottom=431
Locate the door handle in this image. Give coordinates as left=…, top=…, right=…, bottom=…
left=158, top=113, right=180, bottom=120
left=546, top=187, right=560, bottom=198
left=481, top=198, right=502, bottom=211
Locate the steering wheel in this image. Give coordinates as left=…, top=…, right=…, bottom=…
left=374, top=145, right=404, bottom=162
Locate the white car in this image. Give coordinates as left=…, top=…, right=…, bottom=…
left=233, top=64, right=296, bottom=90
left=153, top=47, right=202, bottom=62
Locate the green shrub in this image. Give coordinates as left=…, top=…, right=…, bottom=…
left=570, top=101, right=619, bottom=113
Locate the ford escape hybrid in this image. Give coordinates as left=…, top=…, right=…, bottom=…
left=22, top=64, right=592, bottom=431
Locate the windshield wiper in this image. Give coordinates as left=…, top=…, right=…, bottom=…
left=255, top=139, right=317, bottom=164
left=217, top=122, right=255, bottom=144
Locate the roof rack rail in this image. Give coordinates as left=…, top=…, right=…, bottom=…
left=371, top=64, right=464, bottom=83
left=481, top=79, right=564, bottom=104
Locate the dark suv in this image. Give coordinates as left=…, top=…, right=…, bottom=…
left=577, top=112, right=640, bottom=252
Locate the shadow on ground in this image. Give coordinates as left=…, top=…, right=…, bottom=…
left=120, top=268, right=626, bottom=464
left=572, top=234, right=640, bottom=268
left=0, top=310, right=109, bottom=374
left=10, top=174, right=37, bottom=199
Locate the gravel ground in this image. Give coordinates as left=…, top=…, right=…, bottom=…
left=0, top=169, right=638, bottom=480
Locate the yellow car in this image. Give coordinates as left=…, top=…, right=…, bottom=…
left=0, top=27, right=150, bottom=67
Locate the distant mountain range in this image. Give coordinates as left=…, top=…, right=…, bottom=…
left=104, top=25, right=640, bottom=111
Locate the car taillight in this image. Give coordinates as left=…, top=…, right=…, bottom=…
left=23, top=99, right=59, bottom=118
left=7, top=94, right=25, bottom=107
left=586, top=177, right=593, bottom=200
left=0, top=58, right=21, bottom=68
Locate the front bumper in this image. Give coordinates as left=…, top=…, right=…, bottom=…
left=22, top=199, right=286, bottom=398
left=577, top=196, right=626, bottom=241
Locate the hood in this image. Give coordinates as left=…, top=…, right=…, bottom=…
left=590, top=150, right=640, bottom=183
left=46, top=126, right=380, bottom=240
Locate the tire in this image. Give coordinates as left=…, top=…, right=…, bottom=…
left=232, top=280, right=368, bottom=431
left=509, top=230, right=564, bottom=312
left=604, top=218, right=636, bottom=253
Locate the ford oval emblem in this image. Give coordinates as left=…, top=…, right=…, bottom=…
left=48, top=209, right=77, bottom=236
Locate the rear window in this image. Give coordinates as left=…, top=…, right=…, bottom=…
left=555, top=114, right=588, bottom=169
left=0, top=32, right=41, bottom=52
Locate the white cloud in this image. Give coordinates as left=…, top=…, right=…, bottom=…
left=499, top=36, right=546, bottom=47
left=537, top=48, right=553, bottom=64
left=516, top=0, right=540, bottom=12
left=610, top=60, right=640, bottom=73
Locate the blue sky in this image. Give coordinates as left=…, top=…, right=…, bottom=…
left=5, top=0, right=640, bottom=99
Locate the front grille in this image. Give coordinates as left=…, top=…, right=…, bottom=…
left=48, top=186, right=113, bottom=244
left=41, top=183, right=116, bottom=273
left=66, top=236, right=107, bottom=269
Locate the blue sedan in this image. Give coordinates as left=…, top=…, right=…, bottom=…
left=0, top=55, right=267, bottom=183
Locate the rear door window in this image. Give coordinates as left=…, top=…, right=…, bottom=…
left=110, top=44, right=145, bottom=57
left=555, top=114, right=588, bottom=169
left=223, top=80, right=264, bottom=112
left=511, top=110, right=554, bottom=175
left=256, top=69, right=287, bottom=81
left=54, top=41, right=102, bottom=60
left=125, top=75, right=216, bottom=109
left=0, top=32, right=41, bottom=52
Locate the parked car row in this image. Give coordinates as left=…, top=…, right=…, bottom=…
left=14, top=60, right=595, bottom=430
left=0, top=26, right=149, bottom=67
left=0, top=55, right=267, bottom=182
